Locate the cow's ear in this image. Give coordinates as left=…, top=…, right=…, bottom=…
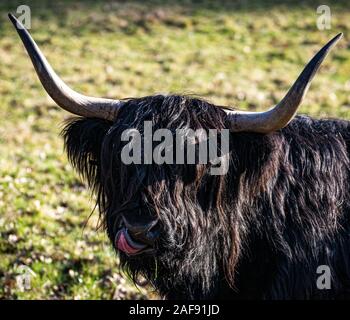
left=61, top=117, right=112, bottom=186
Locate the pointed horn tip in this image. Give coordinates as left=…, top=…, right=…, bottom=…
left=8, top=13, right=29, bottom=33
left=335, top=32, right=343, bottom=39
left=319, top=33, right=343, bottom=57
left=8, top=13, right=22, bottom=30
left=8, top=13, right=16, bottom=23
left=329, top=33, right=343, bottom=47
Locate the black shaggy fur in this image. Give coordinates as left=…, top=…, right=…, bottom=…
left=62, top=94, right=350, bottom=299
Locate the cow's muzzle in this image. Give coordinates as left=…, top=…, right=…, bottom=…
left=115, top=216, right=159, bottom=256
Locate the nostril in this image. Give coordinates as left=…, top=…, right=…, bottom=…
left=122, top=216, right=159, bottom=233
left=145, top=224, right=160, bottom=241
left=127, top=222, right=159, bottom=245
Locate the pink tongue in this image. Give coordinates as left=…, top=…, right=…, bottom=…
left=117, top=231, right=142, bottom=255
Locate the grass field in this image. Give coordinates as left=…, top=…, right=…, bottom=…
left=1, top=0, right=350, bottom=299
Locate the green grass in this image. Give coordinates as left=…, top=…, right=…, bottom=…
left=1, top=0, right=350, bottom=299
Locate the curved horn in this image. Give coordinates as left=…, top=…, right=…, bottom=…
left=226, top=33, right=342, bottom=133
left=9, top=13, right=122, bottom=121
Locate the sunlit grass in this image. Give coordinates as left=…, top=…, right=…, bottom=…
left=1, top=0, right=350, bottom=299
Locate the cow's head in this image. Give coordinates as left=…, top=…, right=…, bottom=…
left=9, top=13, right=341, bottom=297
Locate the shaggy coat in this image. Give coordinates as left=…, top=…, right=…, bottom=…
left=63, top=94, right=350, bottom=299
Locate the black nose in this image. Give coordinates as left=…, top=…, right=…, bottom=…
left=122, top=216, right=159, bottom=245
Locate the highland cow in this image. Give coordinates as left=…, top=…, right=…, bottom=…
left=10, top=13, right=350, bottom=299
